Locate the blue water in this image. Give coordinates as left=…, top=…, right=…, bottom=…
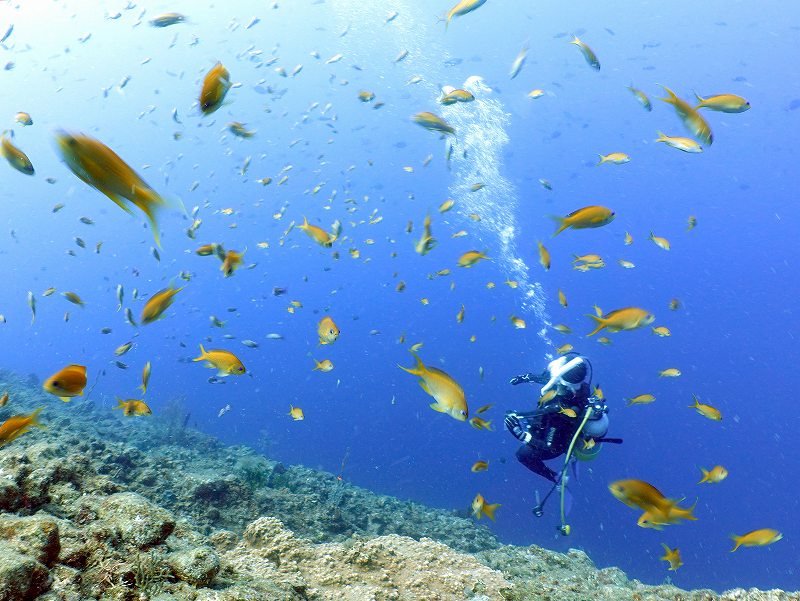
left=1, top=0, right=798, bottom=592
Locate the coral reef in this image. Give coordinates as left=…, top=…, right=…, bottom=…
left=0, top=369, right=794, bottom=600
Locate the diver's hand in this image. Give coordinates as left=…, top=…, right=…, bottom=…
left=509, top=373, right=534, bottom=385
left=504, top=412, right=532, bottom=443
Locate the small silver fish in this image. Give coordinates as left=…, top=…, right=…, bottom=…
left=27, top=291, right=35, bottom=324
left=114, top=361, right=129, bottom=370
left=116, top=284, right=124, bottom=311
left=265, top=333, right=284, bottom=340
left=79, top=216, right=94, bottom=225
left=241, top=339, right=259, bottom=348
left=125, top=307, right=137, bottom=327
left=100, top=327, right=112, bottom=334
left=151, top=247, right=160, bottom=262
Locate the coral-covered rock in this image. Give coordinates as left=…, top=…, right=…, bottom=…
left=167, top=545, right=220, bottom=587
left=0, top=541, right=51, bottom=600
left=97, top=492, right=175, bottom=548
left=0, top=514, right=60, bottom=566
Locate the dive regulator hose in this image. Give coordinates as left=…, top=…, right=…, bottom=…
left=558, top=407, right=593, bottom=536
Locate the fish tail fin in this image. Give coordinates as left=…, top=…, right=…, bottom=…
left=137, top=200, right=162, bottom=248
left=299, top=216, right=309, bottom=230
left=597, top=154, right=607, bottom=165
left=29, top=407, right=45, bottom=428
left=548, top=215, right=568, bottom=236
left=693, top=90, right=704, bottom=104
left=398, top=353, right=424, bottom=376
left=193, top=344, right=207, bottom=362
left=698, top=467, right=709, bottom=484
left=483, top=503, right=500, bottom=521
left=585, top=314, right=606, bottom=336
left=648, top=231, right=655, bottom=240
left=655, top=131, right=667, bottom=142
left=658, top=84, right=677, bottom=104
left=729, top=534, right=742, bottom=552
left=688, top=394, right=700, bottom=409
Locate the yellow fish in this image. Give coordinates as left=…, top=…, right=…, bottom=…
left=14, top=112, right=33, bottom=126
left=193, top=345, right=246, bottom=376
left=694, top=92, right=750, bottom=113
left=398, top=353, right=468, bottom=421
left=438, top=198, right=455, bottom=213
left=553, top=324, right=572, bottom=334
left=221, top=249, right=245, bottom=277
left=659, top=85, right=713, bottom=146
left=687, top=216, right=698, bottom=231
left=116, top=398, right=152, bottom=417
left=457, top=250, right=489, bottom=268
left=556, top=343, right=573, bottom=355
left=228, top=122, right=255, bottom=138
left=597, top=337, right=612, bottom=346
left=669, top=298, right=681, bottom=311
left=299, top=216, right=334, bottom=247
left=597, top=152, right=630, bottom=165
left=558, top=289, right=568, bottom=308
left=139, top=361, right=151, bottom=394
left=618, top=260, right=635, bottom=269
left=698, top=465, right=728, bottom=484
left=55, top=131, right=166, bottom=246
left=627, top=85, right=652, bottom=111
left=415, top=214, right=437, bottom=256
left=199, top=62, right=231, bottom=115
left=586, top=307, right=655, bottom=336
left=469, top=417, right=493, bottom=431
left=648, top=232, right=671, bottom=251
left=624, top=232, right=633, bottom=245
left=289, top=405, right=305, bottom=421
left=559, top=408, right=577, bottom=418
left=656, top=131, right=703, bottom=153
left=440, top=89, right=474, bottom=105
left=471, top=461, right=489, bottom=473
left=652, top=326, right=671, bottom=337
left=412, top=112, right=455, bottom=135
left=527, top=89, right=545, bottom=99
left=570, top=36, right=600, bottom=70
left=0, top=408, right=44, bottom=446
left=471, top=492, right=500, bottom=521
left=660, top=544, right=683, bottom=571
left=318, top=316, right=340, bottom=345
left=730, top=529, right=782, bottom=552
left=537, top=241, right=550, bottom=270
left=551, top=206, right=615, bottom=236
left=43, top=364, right=87, bottom=402
left=689, top=394, right=721, bottom=421
left=445, top=0, right=487, bottom=29
left=456, top=305, right=465, bottom=324
left=141, top=285, right=183, bottom=325
left=539, top=389, right=557, bottom=406
left=659, top=368, right=681, bottom=378
left=510, top=316, right=526, bottom=329
left=626, top=394, right=656, bottom=406
left=313, top=359, right=334, bottom=372
left=1, top=130, right=34, bottom=175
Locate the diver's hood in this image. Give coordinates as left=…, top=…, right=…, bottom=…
left=540, top=355, right=587, bottom=396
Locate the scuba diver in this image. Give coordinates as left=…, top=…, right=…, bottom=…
left=504, top=352, right=622, bottom=533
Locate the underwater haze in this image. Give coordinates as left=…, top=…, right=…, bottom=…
left=1, top=0, right=798, bottom=593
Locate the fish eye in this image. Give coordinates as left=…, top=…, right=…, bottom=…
left=329, top=329, right=335, bottom=335
left=51, top=380, right=59, bottom=387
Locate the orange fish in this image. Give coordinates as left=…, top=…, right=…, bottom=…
left=43, top=364, right=87, bottom=402
left=0, top=408, right=44, bottom=446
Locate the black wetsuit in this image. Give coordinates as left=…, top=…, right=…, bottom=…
left=507, top=382, right=591, bottom=483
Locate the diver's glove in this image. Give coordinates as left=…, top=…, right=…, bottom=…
left=509, top=372, right=536, bottom=385
left=504, top=411, right=532, bottom=443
